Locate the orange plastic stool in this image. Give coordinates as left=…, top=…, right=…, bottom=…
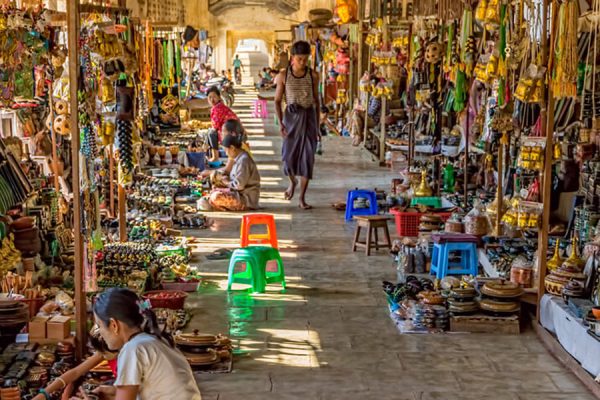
left=240, top=214, right=278, bottom=249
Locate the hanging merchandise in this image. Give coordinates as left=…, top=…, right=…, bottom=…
left=335, top=0, right=357, bottom=24
left=552, top=0, right=579, bottom=99
left=484, top=0, right=500, bottom=32
left=117, top=119, right=134, bottom=184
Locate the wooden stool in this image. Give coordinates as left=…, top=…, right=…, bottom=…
left=352, top=216, right=392, bottom=256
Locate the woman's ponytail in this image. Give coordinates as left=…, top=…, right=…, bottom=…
left=94, top=288, right=175, bottom=348
left=141, top=308, right=175, bottom=347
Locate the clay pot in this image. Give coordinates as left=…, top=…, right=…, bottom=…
left=22, top=257, right=35, bottom=272
left=13, top=236, right=42, bottom=254
left=10, top=216, right=35, bottom=230
left=12, top=226, right=39, bottom=241
left=544, top=274, right=569, bottom=296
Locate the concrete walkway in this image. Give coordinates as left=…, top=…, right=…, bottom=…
left=188, top=87, right=592, bottom=400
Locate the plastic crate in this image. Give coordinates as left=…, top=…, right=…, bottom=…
left=410, top=197, right=442, bottom=208
left=142, top=290, right=187, bottom=310
left=390, top=208, right=453, bottom=237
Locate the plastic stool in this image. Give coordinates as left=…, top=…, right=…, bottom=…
left=227, top=246, right=286, bottom=293
left=252, top=99, right=268, bottom=118
left=430, top=242, right=478, bottom=279
left=345, top=190, right=378, bottom=222
left=240, top=213, right=278, bottom=248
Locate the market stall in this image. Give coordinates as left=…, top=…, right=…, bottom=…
left=0, top=1, right=233, bottom=397
left=298, top=0, right=600, bottom=390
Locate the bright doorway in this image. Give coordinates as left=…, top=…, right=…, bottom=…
left=234, top=39, right=270, bottom=86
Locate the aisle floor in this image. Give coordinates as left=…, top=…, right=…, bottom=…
left=188, top=87, right=592, bottom=400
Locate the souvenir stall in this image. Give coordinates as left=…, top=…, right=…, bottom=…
left=147, top=24, right=184, bottom=131
left=353, top=0, right=600, bottom=390
left=0, top=1, right=221, bottom=397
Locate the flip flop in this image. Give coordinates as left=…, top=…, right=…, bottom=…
left=206, top=248, right=232, bottom=260
left=299, top=204, right=313, bottom=210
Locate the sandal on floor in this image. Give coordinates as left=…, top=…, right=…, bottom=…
left=331, top=202, right=346, bottom=211
left=206, top=248, right=232, bottom=260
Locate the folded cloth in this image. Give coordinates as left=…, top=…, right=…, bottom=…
left=186, top=152, right=206, bottom=171
left=431, top=233, right=479, bottom=244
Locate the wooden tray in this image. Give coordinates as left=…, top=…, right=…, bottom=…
left=450, top=314, right=520, bottom=334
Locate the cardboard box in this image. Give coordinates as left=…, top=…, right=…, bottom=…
left=28, top=316, right=51, bottom=339
left=47, top=316, right=71, bottom=340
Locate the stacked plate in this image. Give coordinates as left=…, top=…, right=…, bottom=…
left=0, top=301, right=28, bottom=333
left=412, top=304, right=428, bottom=329
left=419, top=214, right=444, bottom=233
left=174, top=330, right=232, bottom=367
left=447, top=287, right=479, bottom=315
left=479, top=280, right=524, bottom=315
left=413, top=304, right=449, bottom=330
left=432, top=305, right=449, bottom=330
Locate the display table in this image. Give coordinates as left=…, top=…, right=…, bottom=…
left=540, top=294, right=600, bottom=377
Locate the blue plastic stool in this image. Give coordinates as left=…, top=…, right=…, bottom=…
left=430, top=242, right=478, bottom=279
left=345, top=190, right=378, bottom=221
left=227, top=246, right=286, bottom=293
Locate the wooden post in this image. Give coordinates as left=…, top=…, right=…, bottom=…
left=118, top=184, right=127, bottom=242
left=357, top=0, right=365, bottom=92
left=362, top=44, right=372, bottom=156
left=47, top=81, right=60, bottom=197
left=379, top=17, right=389, bottom=164
left=107, top=146, right=115, bottom=217
left=464, top=109, right=470, bottom=207
left=66, top=0, right=86, bottom=361
left=348, top=29, right=355, bottom=111
left=495, top=133, right=505, bottom=235
left=536, top=0, right=555, bottom=320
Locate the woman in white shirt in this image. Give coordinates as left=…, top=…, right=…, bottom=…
left=86, top=288, right=202, bottom=400
left=208, top=120, right=261, bottom=211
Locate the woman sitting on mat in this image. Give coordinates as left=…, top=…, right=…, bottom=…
left=208, top=124, right=261, bottom=211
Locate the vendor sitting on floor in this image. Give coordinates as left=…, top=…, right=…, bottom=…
left=207, top=86, right=238, bottom=162
left=208, top=125, right=260, bottom=211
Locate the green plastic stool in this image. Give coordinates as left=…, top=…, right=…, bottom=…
left=227, top=246, right=286, bottom=293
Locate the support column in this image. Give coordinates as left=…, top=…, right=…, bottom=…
left=66, top=0, right=86, bottom=361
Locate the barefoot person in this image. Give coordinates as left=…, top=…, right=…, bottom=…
left=274, top=40, right=320, bottom=209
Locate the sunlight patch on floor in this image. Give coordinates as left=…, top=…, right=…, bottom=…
left=246, top=140, right=274, bottom=147
left=257, top=164, right=280, bottom=171
left=201, top=211, right=292, bottom=221
left=245, top=128, right=266, bottom=134
left=253, top=329, right=321, bottom=368
left=251, top=149, right=275, bottom=155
